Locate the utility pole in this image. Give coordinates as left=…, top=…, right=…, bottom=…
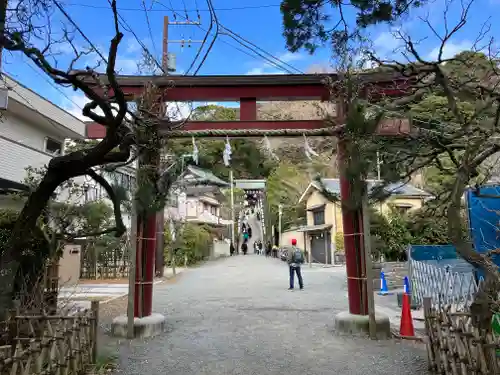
left=154, top=14, right=204, bottom=276
left=162, top=15, right=203, bottom=73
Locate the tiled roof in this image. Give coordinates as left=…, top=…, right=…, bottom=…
left=183, top=165, right=230, bottom=187
left=313, top=178, right=431, bottom=197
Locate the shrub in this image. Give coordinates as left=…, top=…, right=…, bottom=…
left=0, top=208, right=50, bottom=305
left=164, top=222, right=213, bottom=266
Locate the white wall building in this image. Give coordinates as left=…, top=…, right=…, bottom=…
left=0, top=74, right=86, bottom=208
left=0, top=74, right=135, bottom=231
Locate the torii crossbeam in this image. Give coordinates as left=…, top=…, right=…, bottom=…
left=83, top=72, right=411, bottom=319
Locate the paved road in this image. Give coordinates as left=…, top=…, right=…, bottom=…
left=115, top=255, right=428, bottom=375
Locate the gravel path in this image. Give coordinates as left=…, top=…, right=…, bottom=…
left=115, top=255, right=429, bottom=375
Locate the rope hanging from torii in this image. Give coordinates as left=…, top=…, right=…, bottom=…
left=163, top=125, right=343, bottom=138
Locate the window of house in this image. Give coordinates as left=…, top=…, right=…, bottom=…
left=210, top=205, right=217, bottom=216
left=395, top=205, right=412, bottom=215
left=313, top=210, right=325, bottom=225
left=45, top=138, right=62, bottom=155
left=168, top=191, right=178, bottom=207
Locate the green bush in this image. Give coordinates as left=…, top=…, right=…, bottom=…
left=164, top=222, right=213, bottom=266
left=334, top=232, right=344, bottom=252
left=0, top=209, right=50, bottom=300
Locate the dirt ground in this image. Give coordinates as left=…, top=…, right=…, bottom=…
left=96, top=275, right=183, bottom=355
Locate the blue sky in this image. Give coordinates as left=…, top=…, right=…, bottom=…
left=3, top=0, right=499, bottom=119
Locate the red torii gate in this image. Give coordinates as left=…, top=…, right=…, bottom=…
left=85, top=72, right=410, bottom=319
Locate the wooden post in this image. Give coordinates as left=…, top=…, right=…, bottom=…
left=362, top=195, right=376, bottom=339
left=91, top=301, right=99, bottom=363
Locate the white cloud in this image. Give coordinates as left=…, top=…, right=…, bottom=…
left=61, top=93, right=90, bottom=121
left=374, top=31, right=402, bottom=51
left=114, top=58, right=139, bottom=75
left=125, top=38, right=142, bottom=54
left=428, top=40, right=472, bottom=60
left=60, top=92, right=194, bottom=123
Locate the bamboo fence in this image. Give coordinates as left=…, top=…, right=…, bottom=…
left=423, top=297, right=500, bottom=374
left=0, top=301, right=99, bottom=375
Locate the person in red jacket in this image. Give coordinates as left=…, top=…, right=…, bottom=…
left=287, top=238, right=305, bottom=290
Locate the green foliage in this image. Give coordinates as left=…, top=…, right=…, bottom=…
left=369, top=209, right=412, bottom=261
left=0, top=209, right=50, bottom=297
left=164, top=223, right=213, bottom=266
left=368, top=207, right=452, bottom=261
left=280, top=0, right=426, bottom=53
left=334, top=232, right=344, bottom=252
left=406, top=209, right=450, bottom=245
left=266, top=161, right=308, bottom=231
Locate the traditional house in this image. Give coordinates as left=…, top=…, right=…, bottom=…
left=167, top=165, right=232, bottom=228
left=283, top=178, right=431, bottom=264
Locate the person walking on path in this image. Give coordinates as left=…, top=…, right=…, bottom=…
left=265, top=241, right=272, bottom=257
left=230, top=242, right=235, bottom=256
left=241, top=242, right=248, bottom=255
left=287, top=239, right=304, bottom=290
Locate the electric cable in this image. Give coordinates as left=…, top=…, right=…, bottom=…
left=192, top=0, right=219, bottom=75
left=221, top=26, right=304, bottom=74
left=53, top=0, right=108, bottom=64
left=158, top=1, right=297, bottom=75
left=142, top=0, right=159, bottom=59
left=184, top=0, right=214, bottom=75
left=64, top=2, right=281, bottom=12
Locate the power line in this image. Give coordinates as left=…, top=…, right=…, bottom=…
left=221, top=31, right=297, bottom=74
left=141, top=0, right=159, bottom=59
left=184, top=0, right=214, bottom=75
left=157, top=1, right=298, bottom=75
left=192, top=0, right=219, bottom=75
left=52, top=0, right=108, bottom=64
left=221, top=27, right=304, bottom=74
left=20, top=57, right=83, bottom=112
left=63, top=2, right=281, bottom=12
left=108, top=0, right=165, bottom=74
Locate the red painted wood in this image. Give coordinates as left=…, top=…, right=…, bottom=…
left=96, top=84, right=329, bottom=101
left=338, top=140, right=368, bottom=316
left=240, top=98, right=257, bottom=120
left=143, top=214, right=157, bottom=317
left=134, top=217, right=143, bottom=317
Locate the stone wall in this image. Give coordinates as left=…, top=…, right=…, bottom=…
left=372, top=261, right=408, bottom=291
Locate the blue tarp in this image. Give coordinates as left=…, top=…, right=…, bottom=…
left=466, top=185, right=500, bottom=272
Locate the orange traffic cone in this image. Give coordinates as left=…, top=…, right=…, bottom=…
left=399, top=293, right=415, bottom=337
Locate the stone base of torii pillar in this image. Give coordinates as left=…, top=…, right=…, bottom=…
left=111, top=313, right=166, bottom=339
left=334, top=311, right=391, bottom=340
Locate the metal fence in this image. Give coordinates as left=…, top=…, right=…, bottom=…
left=408, top=245, right=480, bottom=310
left=410, top=258, right=481, bottom=311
